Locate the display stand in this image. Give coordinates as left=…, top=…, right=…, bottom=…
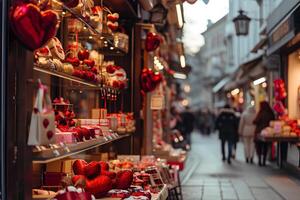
left=258, top=135, right=300, bottom=168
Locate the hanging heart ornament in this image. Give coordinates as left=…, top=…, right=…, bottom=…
left=10, top=3, right=59, bottom=51
left=145, top=32, right=161, bottom=52
left=43, top=118, right=49, bottom=128
left=140, top=68, right=162, bottom=93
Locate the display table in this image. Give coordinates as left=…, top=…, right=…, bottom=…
left=96, top=185, right=168, bottom=200
left=257, top=135, right=300, bottom=168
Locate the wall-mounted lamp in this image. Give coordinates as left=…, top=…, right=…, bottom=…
left=233, top=10, right=251, bottom=36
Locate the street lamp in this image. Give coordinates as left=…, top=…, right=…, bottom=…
left=233, top=10, right=251, bottom=36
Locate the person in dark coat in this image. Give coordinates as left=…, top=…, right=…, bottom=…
left=215, top=104, right=239, bottom=164
left=180, top=107, right=195, bottom=145
left=253, top=101, right=275, bottom=166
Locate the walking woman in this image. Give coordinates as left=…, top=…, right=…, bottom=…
left=253, top=101, right=275, bottom=166
left=238, top=106, right=256, bottom=163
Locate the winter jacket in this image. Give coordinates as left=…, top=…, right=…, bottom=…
left=253, top=108, right=275, bottom=139
left=238, top=106, right=256, bottom=137
left=215, top=108, right=238, bottom=141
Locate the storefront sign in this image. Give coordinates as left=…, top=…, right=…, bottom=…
left=150, top=95, right=165, bottom=110
left=271, top=19, right=291, bottom=44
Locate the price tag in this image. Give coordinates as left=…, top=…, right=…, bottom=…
left=150, top=95, right=164, bottom=110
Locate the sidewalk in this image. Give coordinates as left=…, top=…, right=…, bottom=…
left=181, top=132, right=300, bottom=200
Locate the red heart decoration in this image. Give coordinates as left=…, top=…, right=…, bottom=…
left=145, top=32, right=161, bottom=52
left=114, top=170, right=133, bottom=189
left=86, top=175, right=112, bottom=198
left=85, top=161, right=101, bottom=179
left=46, top=130, right=54, bottom=140
left=72, top=159, right=88, bottom=175
left=10, top=3, right=59, bottom=51
left=43, top=118, right=49, bottom=128
left=140, top=68, right=162, bottom=93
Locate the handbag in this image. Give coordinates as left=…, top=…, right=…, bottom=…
left=28, top=81, right=56, bottom=145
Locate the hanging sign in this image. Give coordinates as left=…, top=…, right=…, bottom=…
left=150, top=94, right=165, bottom=110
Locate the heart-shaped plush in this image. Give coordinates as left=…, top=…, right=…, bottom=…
left=43, top=118, right=49, bottom=128
left=46, top=130, right=54, bottom=140
left=114, top=170, right=133, bottom=190
left=73, top=159, right=88, bottom=175
left=10, top=3, right=59, bottom=51
left=85, top=161, right=101, bottom=179
left=86, top=175, right=112, bottom=198
left=145, top=32, right=161, bottom=52
left=140, top=68, right=162, bottom=93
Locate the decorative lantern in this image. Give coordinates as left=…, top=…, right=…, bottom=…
left=233, top=10, right=251, bottom=36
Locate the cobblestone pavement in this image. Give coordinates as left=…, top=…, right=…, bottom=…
left=181, top=132, right=300, bottom=200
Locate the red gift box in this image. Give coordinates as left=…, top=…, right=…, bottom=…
left=44, top=172, right=66, bottom=186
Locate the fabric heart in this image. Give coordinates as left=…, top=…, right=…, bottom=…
left=86, top=175, right=112, bottom=198
left=43, top=118, right=49, bottom=128
left=140, top=68, right=162, bottom=93
left=72, top=159, right=88, bottom=175
left=46, top=130, right=54, bottom=140
left=85, top=161, right=101, bottom=179
left=10, top=3, right=59, bottom=51
left=145, top=32, right=161, bottom=52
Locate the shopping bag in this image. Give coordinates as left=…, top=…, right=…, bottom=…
left=28, top=81, right=56, bottom=145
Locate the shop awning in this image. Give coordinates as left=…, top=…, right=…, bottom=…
left=238, top=55, right=264, bottom=80
left=251, top=36, right=267, bottom=53
left=223, top=55, right=265, bottom=91
left=266, top=1, right=300, bottom=55
left=212, top=77, right=231, bottom=93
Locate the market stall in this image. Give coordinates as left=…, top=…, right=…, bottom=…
left=1, top=0, right=188, bottom=199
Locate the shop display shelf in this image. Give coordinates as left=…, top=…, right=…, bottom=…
left=68, top=32, right=127, bottom=56
left=34, top=66, right=99, bottom=87
left=32, top=133, right=131, bottom=164
left=63, top=3, right=128, bottom=56
left=33, top=66, right=120, bottom=93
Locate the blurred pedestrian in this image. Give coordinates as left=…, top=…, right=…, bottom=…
left=238, top=106, right=256, bottom=163
left=253, top=101, right=275, bottom=166
left=215, top=104, right=239, bottom=164
left=180, top=107, right=195, bottom=145
left=202, top=109, right=214, bottom=135
left=232, top=109, right=241, bottom=159
left=195, top=109, right=205, bottom=133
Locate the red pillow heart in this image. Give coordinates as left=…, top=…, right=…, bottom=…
left=10, top=3, right=59, bottom=51
left=114, top=170, right=133, bottom=190
left=86, top=175, right=112, bottom=198
left=71, top=175, right=112, bottom=198
left=72, top=160, right=101, bottom=179
left=145, top=32, right=161, bottom=52
left=141, top=68, right=162, bottom=93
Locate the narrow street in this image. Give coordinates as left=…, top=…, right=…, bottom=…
left=181, top=132, right=300, bottom=200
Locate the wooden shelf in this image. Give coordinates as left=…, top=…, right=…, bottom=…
left=33, top=67, right=121, bottom=93
left=62, top=3, right=128, bottom=56
left=32, top=134, right=131, bottom=164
